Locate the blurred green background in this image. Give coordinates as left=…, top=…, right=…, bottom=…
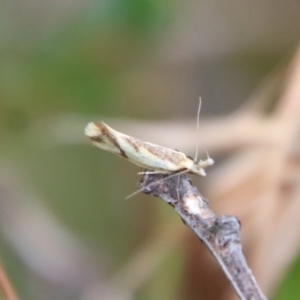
left=1, top=0, right=300, bottom=299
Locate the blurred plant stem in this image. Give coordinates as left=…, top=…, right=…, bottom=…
left=0, top=262, right=18, bottom=300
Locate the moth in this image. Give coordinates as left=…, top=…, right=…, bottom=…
left=84, top=122, right=213, bottom=176
left=84, top=100, right=214, bottom=197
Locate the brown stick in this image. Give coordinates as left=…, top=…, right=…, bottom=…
left=140, top=172, right=267, bottom=300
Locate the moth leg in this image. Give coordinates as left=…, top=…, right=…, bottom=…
left=138, top=171, right=164, bottom=175
left=176, top=173, right=181, bottom=201
left=126, top=168, right=189, bottom=200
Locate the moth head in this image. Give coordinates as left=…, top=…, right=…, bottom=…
left=190, top=164, right=207, bottom=176
left=191, top=156, right=214, bottom=176
left=200, top=157, right=214, bottom=168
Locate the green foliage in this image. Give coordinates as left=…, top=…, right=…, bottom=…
left=272, top=255, right=300, bottom=300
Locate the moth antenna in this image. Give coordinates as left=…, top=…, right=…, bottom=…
left=194, top=97, right=201, bottom=162
left=205, top=150, right=210, bottom=160
left=125, top=169, right=189, bottom=200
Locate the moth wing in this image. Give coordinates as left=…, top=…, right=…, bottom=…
left=85, top=122, right=124, bottom=156
left=116, top=136, right=189, bottom=172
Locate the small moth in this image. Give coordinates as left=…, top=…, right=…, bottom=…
left=85, top=121, right=213, bottom=176
left=85, top=100, right=213, bottom=182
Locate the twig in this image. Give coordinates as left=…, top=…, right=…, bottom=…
left=139, top=172, right=267, bottom=300
left=0, top=262, right=18, bottom=300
